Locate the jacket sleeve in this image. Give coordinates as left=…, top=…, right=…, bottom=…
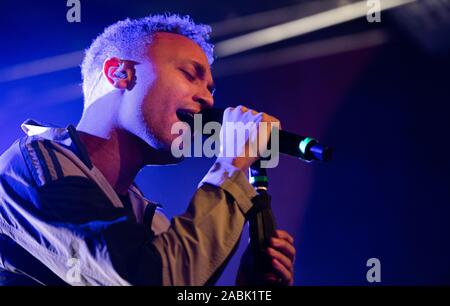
left=1, top=142, right=255, bottom=285
left=152, top=160, right=257, bottom=285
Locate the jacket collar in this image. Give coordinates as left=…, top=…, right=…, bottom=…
left=21, top=119, right=93, bottom=169
left=20, top=119, right=160, bottom=209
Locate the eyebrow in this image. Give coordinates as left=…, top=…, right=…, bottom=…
left=185, top=60, right=216, bottom=94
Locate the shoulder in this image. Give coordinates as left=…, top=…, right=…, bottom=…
left=0, top=137, right=125, bottom=224
left=0, top=135, right=88, bottom=189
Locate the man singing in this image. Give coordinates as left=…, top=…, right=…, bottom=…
left=0, top=14, right=295, bottom=285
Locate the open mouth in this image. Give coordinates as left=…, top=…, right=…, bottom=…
left=176, top=110, right=196, bottom=127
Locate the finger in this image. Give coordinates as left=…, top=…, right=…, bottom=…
left=270, top=237, right=296, bottom=261
left=262, top=112, right=279, bottom=123
left=235, top=105, right=248, bottom=113
left=275, top=230, right=294, bottom=244
left=238, top=105, right=261, bottom=116
left=272, top=258, right=293, bottom=286
left=267, top=247, right=293, bottom=272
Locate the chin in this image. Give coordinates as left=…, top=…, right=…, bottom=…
left=140, top=124, right=191, bottom=165
left=146, top=136, right=187, bottom=165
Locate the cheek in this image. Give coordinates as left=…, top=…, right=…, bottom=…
left=140, top=84, right=177, bottom=130
left=147, top=77, right=192, bottom=113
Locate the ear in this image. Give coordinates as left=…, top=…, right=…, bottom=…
left=103, top=57, right=130, bottom=90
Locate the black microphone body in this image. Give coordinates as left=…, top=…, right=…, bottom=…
left=199, top=108, right=332, bottom=162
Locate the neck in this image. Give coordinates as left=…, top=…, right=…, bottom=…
left=76, top=92, right=146, bottom=195
left=76, top=92, right=180, bottom=194
left=77, top=128, right=146, bottom=195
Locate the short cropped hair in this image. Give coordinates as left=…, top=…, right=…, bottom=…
left=81, top=14, right=214, bottom=104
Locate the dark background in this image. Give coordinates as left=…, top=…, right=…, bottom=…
left=0, top=0, right=449, bottom=285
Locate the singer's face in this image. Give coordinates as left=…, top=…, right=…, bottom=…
left=118, top=32, right=214, bottom=162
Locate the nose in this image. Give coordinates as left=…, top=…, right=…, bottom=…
left=193, top=86, right=214, bottom=110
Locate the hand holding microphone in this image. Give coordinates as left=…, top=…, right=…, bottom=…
left=216, top=105, right=281, bottom=173
left=198, top=107, right=332, bottom=166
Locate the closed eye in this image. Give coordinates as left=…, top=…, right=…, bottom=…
left=180, top=69, right=195, bottom=81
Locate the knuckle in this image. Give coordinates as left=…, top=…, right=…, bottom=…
left=278, top=229, right=287, bottom=236
left=271, top=116, right=280, bottom=123
left=261, top=112, right=280, bottom=123
left=224, top=107, right=233, bottom=116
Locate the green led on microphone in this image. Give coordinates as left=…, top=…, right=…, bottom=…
left=299, top=137, right=316, bottom=155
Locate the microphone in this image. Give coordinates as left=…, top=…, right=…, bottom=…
left=198, top=108, right=333, bottom=162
